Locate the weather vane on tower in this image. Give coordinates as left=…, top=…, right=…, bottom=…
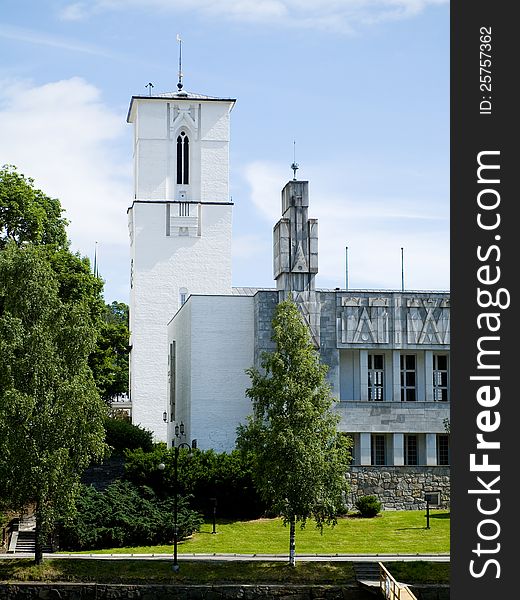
left=291, top=140, right=299, bottom=180
left=177, top=34, right=184, bottom=92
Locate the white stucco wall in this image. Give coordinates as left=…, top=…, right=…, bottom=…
left=128, top=95, right=234, bottom=441
left=129, top=201, right=233, bottom=438
left=132, top=99, right=233, bottom=203
left=167, top=295, right=255, bottom=452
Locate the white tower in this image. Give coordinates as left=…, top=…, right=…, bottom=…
left=127, top=88, right=235, bottom=440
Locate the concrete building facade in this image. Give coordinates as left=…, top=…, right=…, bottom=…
left=128, top=89, right=450, bottom=509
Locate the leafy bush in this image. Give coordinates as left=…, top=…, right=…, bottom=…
left=124, top=447, right=266, bottom=519
left=58, top=480, right=203, bottom=550
left=104, top=417, right=153, bottom=452
left=355, top=495, right=382, bottom=518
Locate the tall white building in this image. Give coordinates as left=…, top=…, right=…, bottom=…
left=127, top=84, right=450, bottom=510
left=127, top=89, right=235, bottom=438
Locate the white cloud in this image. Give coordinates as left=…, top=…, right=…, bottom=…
left=242, top=160, right=449, bottom=291
left=57, top=0, right=448, bottom=32
left=0, top=77, right=131, bottom=264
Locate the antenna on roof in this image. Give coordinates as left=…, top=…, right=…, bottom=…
left=93, top=241, right=99, bottom=278
left=176, top=34, right=184, bottom=92
left=401, top=247, right=405, bottom=291
left=291, top=140, right=299, bottom=180
left=145, top=82, right=154, bottom=96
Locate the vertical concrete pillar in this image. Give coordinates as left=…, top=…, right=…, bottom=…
left=392, top=351, right=401, bottom=402
left=360, top=350, right=368, bottom=401
left=426, top=433, right=437, bottom=466
left=425, top=351, right=434, bottom=402
left=393, top=433, right=404, bottom=466
left=360, top=433, right=372, bottom=465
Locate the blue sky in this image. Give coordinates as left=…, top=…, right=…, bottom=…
left=0, top=1, right=449, bottom=303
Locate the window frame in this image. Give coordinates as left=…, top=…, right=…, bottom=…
left=404, top=434, right=418, bottom=465
left=433, top=353, right=449, bottom=402
left=368, top=354, right=385, bottom=401
left=176, top=131, right=190, bottom=185
left=371, top=434, right=386, bottom=466
left=400, top=354, right=417, bottom=402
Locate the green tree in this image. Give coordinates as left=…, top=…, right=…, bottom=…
left=89, top=302, right=130, bottom=402
left=0, top=244, right=107, bottom=563
left=236, top=299, right=351, bottom=566
left=0, top=165, right=68, bottom=249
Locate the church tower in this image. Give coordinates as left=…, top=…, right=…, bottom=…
left=273, top=179, right=321, bottom=346
left=127, top=87, right=235, bottom=440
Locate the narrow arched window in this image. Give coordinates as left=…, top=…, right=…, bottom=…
left=176, top=131, right=189, bottom=184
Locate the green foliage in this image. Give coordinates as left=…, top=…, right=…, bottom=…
left=124, top=446, right=265, bottom=519
left=355, top=495, right=382, bottom=518
left=0, top=243, right=107, bottom=561
left=58, top=481, right=203, bottom=550
left=104, top=417, right=153, bottom=452
left=0, top=165, right=68, bottom=249
left=89, top=302, right=129, bottom=402
left=236, top=298, right=351, bottom=562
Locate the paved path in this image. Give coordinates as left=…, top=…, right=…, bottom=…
left=0, top=552, right=450, bottom=562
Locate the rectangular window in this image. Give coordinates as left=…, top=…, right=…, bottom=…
left=437, top=434, right=450, bottom=465
left=400, top=354, right=416, bottom=401
left=371, top=434, right=386, bottom=466
left=368, top=354, right=384, bottom=401
left=179, top=202, right=190, bottom=217
left=405, top=434, right=418, bottom=465
left=433, top=354, right=449, bottom=401
left=169, top=342, right=176, bottom=422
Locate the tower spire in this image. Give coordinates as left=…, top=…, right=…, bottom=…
left=176, top=34, right=184, bottom=92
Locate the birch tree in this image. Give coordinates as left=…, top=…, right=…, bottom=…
left=237, top=298, right=351, bottom=566
left=0, top=244, right=106, bottom=563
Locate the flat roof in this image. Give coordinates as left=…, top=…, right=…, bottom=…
left=127, top=91, right=236, bottom=122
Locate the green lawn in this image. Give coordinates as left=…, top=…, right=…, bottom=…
left=0, top=559, right=449, bottom=585
left=77, top=511, right=450, bottom=555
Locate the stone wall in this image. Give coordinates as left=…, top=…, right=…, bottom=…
left=345, top=466, right=450, bottom=510
left=0, top=583, right=375, bottom=599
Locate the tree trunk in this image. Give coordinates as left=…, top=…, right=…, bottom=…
left=289, top=516, right=296, bottom=567
left=34, top=503, right=43, bottom=565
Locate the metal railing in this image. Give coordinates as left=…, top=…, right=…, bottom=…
left=379, top=562, right=418, bottom=600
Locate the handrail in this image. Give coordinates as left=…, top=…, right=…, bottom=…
left=379, top=562, right=418, bottom=600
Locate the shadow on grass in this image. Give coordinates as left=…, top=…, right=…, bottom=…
left=430, top=513, right=450, bottom=519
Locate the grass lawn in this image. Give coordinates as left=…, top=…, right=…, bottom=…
left=76, top=510, right=450, bottom=555
left=0, top=559, right=355, bottom=584
left=0, top=559, right=449, bottom=585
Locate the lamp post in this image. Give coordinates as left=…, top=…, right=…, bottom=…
left=424, top=493, right=438, bottom=530
left=209, top=497, right=217, bottom=534
left=158, top=421, right=196, bottom=573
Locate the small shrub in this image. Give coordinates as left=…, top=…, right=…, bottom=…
left=104, top=417, right=153, bottom=452
left=355, top=495, right=382, bottom=517
left=58, top=480, right=203, bottom=550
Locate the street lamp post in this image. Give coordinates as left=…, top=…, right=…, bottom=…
left=158, top=421, right=196, bottom=573
left=210, top=497, right=217, bottom=534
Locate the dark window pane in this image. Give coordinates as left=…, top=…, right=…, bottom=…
left=374, top=355, right=384, bottom=370
left=437, top=355, right=448, bottom=370
left=406, top=372, right=416, bottom=386
left=406, top=355, right=416, bottom=370
left=183, top=137, right=189, bottom=184
left=406, top=389, right=416, bottom=402
left=176, top=136, right=183, bottom=184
